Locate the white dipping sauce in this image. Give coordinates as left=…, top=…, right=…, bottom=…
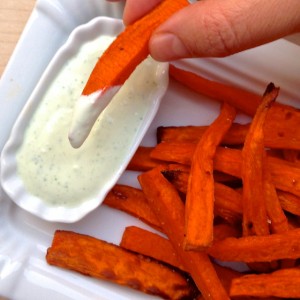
left=68, top=85, right=121, bottom=149
left=16, top=35, right=166, bottom=207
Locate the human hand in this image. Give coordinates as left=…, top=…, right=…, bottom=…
left=123, top=0, right=300, bottom=61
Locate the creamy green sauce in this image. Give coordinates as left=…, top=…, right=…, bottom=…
left=16, top=35, right=163, bottom=207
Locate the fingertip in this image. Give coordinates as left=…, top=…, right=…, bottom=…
left=149, top=32, right=191, bottom=61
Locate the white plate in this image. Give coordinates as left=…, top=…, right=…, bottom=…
left=0, top=1, right=300, bottom=299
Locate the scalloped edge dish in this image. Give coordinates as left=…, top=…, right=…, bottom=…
left=0, top=16, right=169, bottom=223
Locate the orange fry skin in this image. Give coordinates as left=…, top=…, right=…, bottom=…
left=161, top=164, right=240, bottom=194
left=103, top=184, right=161, bottom=231
left=214, top=182, right=243, bottom=225
left=121, top=223, right=240, bottom=274
left=151, top=142, right=196, bottom=165
left=162, top=167, right=242, bottom=224
left=46, top=230, right=198, bottom=300
left=264, top=103, right=300, bottom=150
left=169, top=64, right=261, bottom=116
left=230, top=268, right=300, bottom=298
left=263, top=165, right=289, bottom=234
left=138, top=166, right=230, bottom=300
left=157, top=123, right=249, bottom=145
left=241, top=83, right=279, bottom=236
left=121, top=226, right=186, bottom=272
left=151, top=144, right=300, bottom=199
left=160, top=163, right=191, bottom=194
left=170, top=64, right=300, bottom=150
left=185, top=103, right=237, bottom=250
left=208, top=228, right=300, bottom=263
left=278, top=190, right=300, bottom=216
left=127, top=146, right=164, bottom=171
left=121, top=225, right=243, bottom=297
left=83, top=0, right=189, bottom=95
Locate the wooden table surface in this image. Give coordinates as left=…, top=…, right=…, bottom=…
left=0, top=0, right=36, bottom=76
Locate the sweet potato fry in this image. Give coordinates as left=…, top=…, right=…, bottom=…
left=157, top=123, right=300, bottom=151
left=138, top=166, right=230, bottom=299
left=121, top=224, right=240, bottom=273
left=239, top=84, right=286, bottom=273
left=127, top=146, right=164, bottom=171
left=263, top=165, right=289, bottom=234
left=213, top=171, right=242, bottom=186
left=160, top=164, right=191, bottom=196
left=214, top=266, right=278, bottom=300
left=169, top=64, right=261, bottom=116
left=83, top=1, right=188, bottom=97
left=264, top=103, right=300, bottom=150
left=213, top=223, right=241, bottom=241
left=210, top=147, right=243, bottom=177
left=151, top=142, right=195, bottom=165
left=157, top=123, right=249, bottom=145
left=230, top=267, right=300, bottom=298
left=122, top=225, right=278, bottom=300
left=46, top=230, right=198, bottom=299
left=162, top=164, right=241, bottom=193
left=121, top=225, right=242, bottom=297
left=122, top=228, right=258, bottom=300
left=161, top=166, right=243, bottom=224
left=267, top=156, right=300, bottom=197
left=170, top=64, right=300, bottom=150
left=185, top=103, right=237, bottom=249
left=241, top=83, right=278, bottom=236
left=208, top=228, right=300, bottom=262
left=104, top=181, right=241, bottom=233
left=216, top=148, right=300, bottom=199
left=214, top=182, right=243, bottom=224
left=277, top=190, right=300, bottom=216
left=121, top=226, right=185, bottom=272
left=105, top=182, right=241, bottom=236
left=151, top=143, right=242, bottom=174
left=157, top=125, right=207, bottom=144
left=103, top=184, right=161, bottom=231
left=151, top=144, right=300, bottom=198
left=281, top=151, right=300, bottom=242
left=212, top=266, right=248, bottom=299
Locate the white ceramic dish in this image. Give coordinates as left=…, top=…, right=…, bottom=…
left=0, top=1, right=300, bottom=300
left=0, top=16, right=168, bottom=223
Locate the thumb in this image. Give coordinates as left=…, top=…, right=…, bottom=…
left=149, top=0, right=300, bottom=61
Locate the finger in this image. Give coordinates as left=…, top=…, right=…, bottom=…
left=149, top=0, right=300, bottom=61
left=123, top=0, right=163, bottom=25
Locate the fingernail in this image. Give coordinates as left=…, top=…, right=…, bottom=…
left=150, top=33, right=189, bottom=61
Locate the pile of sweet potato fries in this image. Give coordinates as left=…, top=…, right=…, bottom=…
left=46, top=63, right=300, bottom=299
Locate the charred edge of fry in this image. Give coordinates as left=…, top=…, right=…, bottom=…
left=103, top=184, right=162, bottom=231
left=46, top=230, right=199, bottom=300
left=241, top=83, right=279, bottom=236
